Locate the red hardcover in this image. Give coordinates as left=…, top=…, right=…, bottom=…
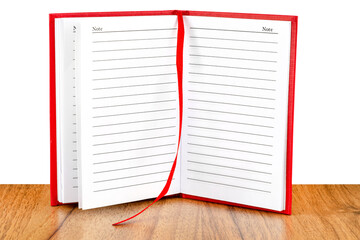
left=50, top=10, right=297, bottom=215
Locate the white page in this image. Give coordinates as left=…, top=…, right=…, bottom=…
left=76, top=15, right=181, bottom=209
left=54, top=19, right=80, bottom=203
left=181, top=16, right=291, bottom=211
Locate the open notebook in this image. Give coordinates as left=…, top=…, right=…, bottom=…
left=50, top=11, right=297, bottom=216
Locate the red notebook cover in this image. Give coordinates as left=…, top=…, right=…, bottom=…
left=49, top=10, right=297, bottom=215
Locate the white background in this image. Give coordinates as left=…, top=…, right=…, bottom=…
left=0, top=0, right=359, bottom=184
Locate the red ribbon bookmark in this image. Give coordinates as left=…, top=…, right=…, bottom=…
left=112, top=12, right=185, bottom=226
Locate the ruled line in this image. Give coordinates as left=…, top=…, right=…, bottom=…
left=93, top=161, right=173, bottom=174
left=187, top=134, right=273, bottom=147
left=190, top=54, right=277, bottom=63
left=93, top=134, right=176, bottom=146
left=93, top=126, right=176, bottom=137
left=93, top=73, right=176, bottom=81
left=187, top=169, right=271, bottom=184
left=93, top=46, right=176, bottom=52
left=92, top=28, right=177, bottom=33
left=187, top=151, right=272, bottom=165
left=93, top=170, right=170, bottom=183
left=187, top=178, right=271, bottom=193
left=93, top=152, right=175, bottom=165
left=189, top=36, right=277, bottom=44
left=92, top=64, right=176, bottom=71
left=93, top=37, right=177, bottom=43
left=190, top=27, right=278, bottom=34
left=93, top=143, right=176, bottom=156
left=189, top=63, right=276, bottom=72
left=189, top=45, right=277, bottom=53
left=187, top=160, right=272, bottom=174
left=188, top=81, right=275, bottom=91
left=188, top=108, right=274, bottom=119
left=93, top=108, right=176, bottom=118
left=189, top=72, right=276, bottom=82
left=93, top=117, right=176, bottom=128
left=92, top=82, right=177, bottom=90
left=187, top=116, right=274, bottom=128
left=188, top=90, right=275, bottom=101
left=93, top=179, right=169, bottom=192
left=188, top=143, right=271, bottom=156
left=188, top=99, right=274, bottom=110
left=92, top=91, right=176, bottom=100
left=187, top=125, right=273, bottom=137
left=93, top=55, right=176, bottom=62
left=93, top=99, right=176, bottom=109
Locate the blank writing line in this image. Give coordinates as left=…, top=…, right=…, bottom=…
left=93, top=64, right=176, bottom=72
left=93, top=28, right=177, bottom=33
left=93, top=108, right=176, bottom=118
left=93, top=73, right=176, bottom=81
left=188, top=143, right=272, bottom=156
left=189, top=107, right=274, bottom=119
left=189, top=81, right=275, bottom=91
left=93, top=82, right=177, bottom=90
left=188, top=99, right=275, bottom=110
left=188, top=160, right=272, bottom=175
left=93, top=179, right=168, bottom=193
left=93, top=143, right=176, bottom=156
left=93, top=135, right=176, bottom=146
left=188, top=116, right=273, bottom=128
left=190, top=27, right=278, bottom=34
left=93, top=46, right=176, bottom=52
left=188, top=151, right=272, bottom=165
left=189, top=63, right=276, bottom=72
left=189, top=72, right=275, bottom=82
left=187, top=169, right=271, bottom=184
left=93, top=161, right=173, bottom=174
left=188, top=134, right=273, bottom=147
left=93, top=55, right=176, bottom=62
left=94, top=170, right=170, bottom=183
left=187, top=178, right=271, bottom=193
left=188, top=125, right=273, bottom=137
left=93, top=91, right=176, bottom=100
left=190, top=36, right=277, bottom=44
left=93, top=126, right=176, bottom=137
left=190, top=45, right=277, bottom=53
left=188, top=90, right=275, bottom=101
left=93, top=99, right=176, bottom=109
left=93, top=117, right=176, bottom=128
left=93, top=37, right=176, bottom=43
left=93, top=152, right=175, bottom=165
left=190, top=54, right=277, bottom=63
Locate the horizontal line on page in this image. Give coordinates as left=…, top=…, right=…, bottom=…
left=93, top=64, right=176, bottom=71
left=189, top=45, right=277, bottom=53
left=93, top=28, right=177, bottom=33
left=189, top=72, right=276, bottom=82
left=188, top=90, right=275, bottom=101
left=73, top=186, right=78, bottom=188
left=93, top=55, right=176, bottom=62
left=93, top=72, right=176, bottom=81
left=93, top=143, right=176, bottom=156
left=93, top=135, right=176, bottom=146
left=92, top=81, right=177, bottom=90
left=93, top=161, right=173, bottom=174
left=187, top=178, right=271, bottom=193
left=188, top=151, right=272, bottom=165
left=190, top=27, right=278, bottom=34
left=94, top=170, right=170, bottom=183
left=93, top=108, right=176, bottom=118
left=188, top=107, right=274, bottom=119
left=187, top=125, right=273, bottom=138
left=93, top=99, right=177, bottom=109
left=187, top=160, right=272, bottom=175
left=188, top=99, right=275, bottom=110
left=189, top=63, right=276, bottom=72
left=190, top=54, right=277, bottom=63
left=188, top=143, right=272, bottom=156
left=73, top=177, right=78, bottom=179
left=187, top=134, right=273, bottom=147
left=93, top=126, right=176, bottom=137
left=93, top=152, right=175, bottom=165
left=93, top=46, right=176, bottom=52
left=93, top=37, right=177, bottom=43
left=92, top=90, right=177, bottom=100
left=188, top=81, right=275, bottom=91
left=93, top=117, right=176, bottom=128
left=188, top=116, right=273, bottom=128
left=189, top=36, right=278, bottom=44
left=93, top=179, right=170, bottom=193
left=187, top=169, right=271, bottom=184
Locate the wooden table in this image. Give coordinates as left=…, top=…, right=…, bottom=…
left=0, top=185, right=359, bottom=239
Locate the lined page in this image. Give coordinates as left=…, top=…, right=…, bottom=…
left=181, top=16, right=291, bottom=211
left=76, top=16, right=180, bottom=209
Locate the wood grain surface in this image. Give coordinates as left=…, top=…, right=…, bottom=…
left=0, top=185, right=359, bottom=240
